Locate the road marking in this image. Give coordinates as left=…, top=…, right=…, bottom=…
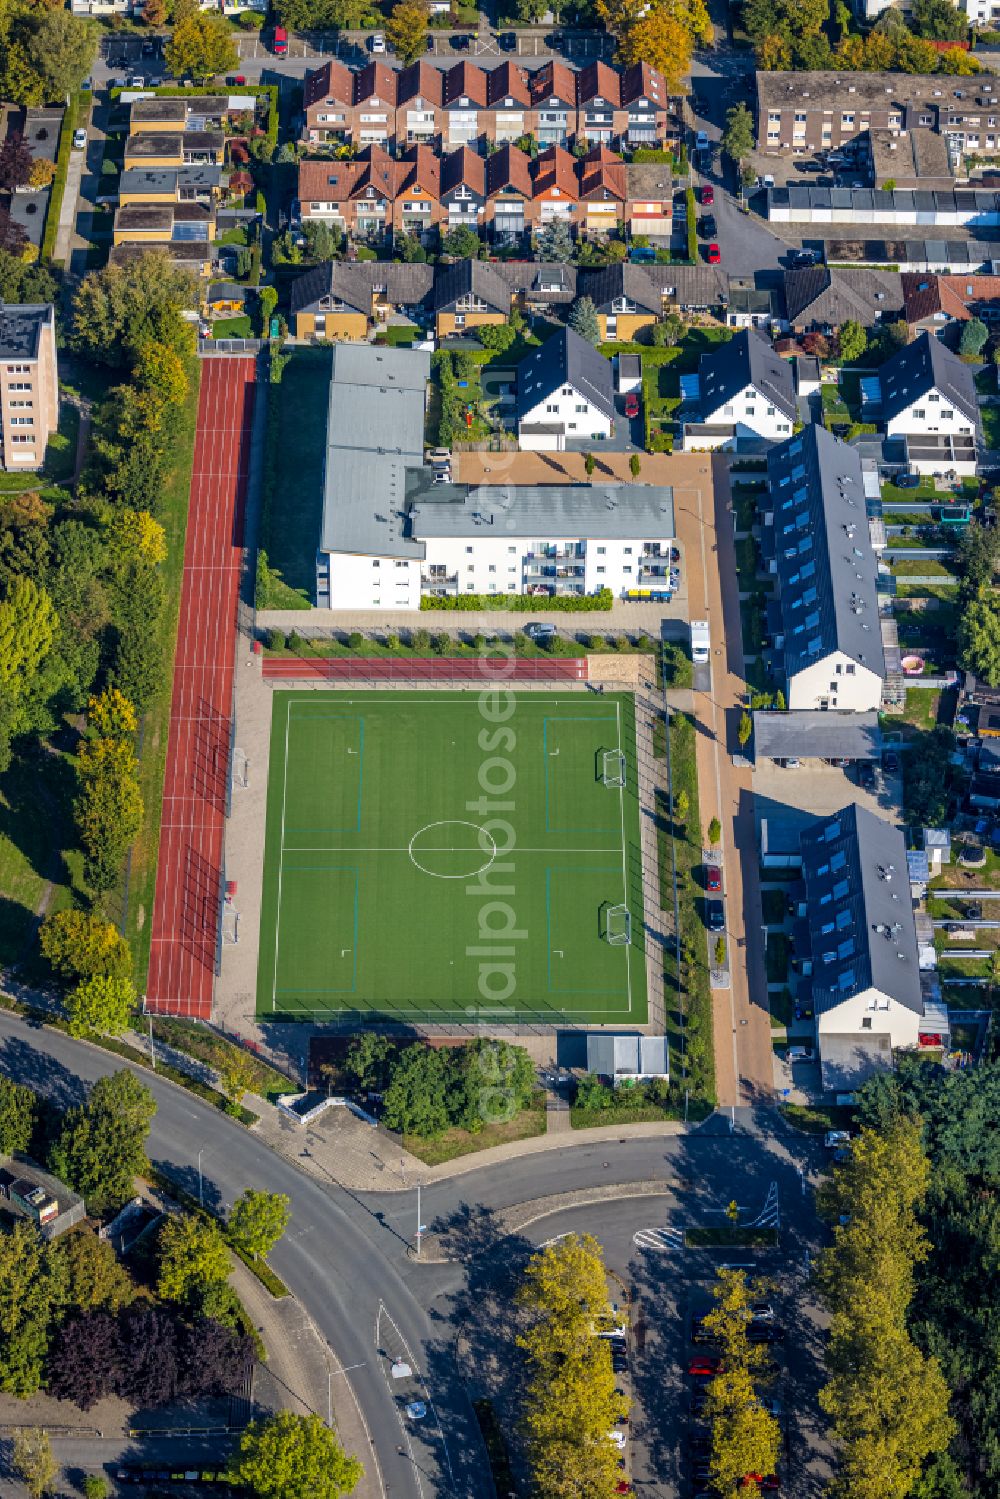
left=632, top=1226, right=684, bottom=1252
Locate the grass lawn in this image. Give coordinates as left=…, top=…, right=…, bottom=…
left=257, top=691, right=648, bottom=1025
left=761, top=887, right=787, bottom=925
left=0, top=747, right=80, bottom=967
left=881, top=478, right=938, bottom=507
left=895, top=583, right=958, bottom=601
left=981, top=404, right=1000, bottom=450
left=258, top=346, right=331, bottom=607
left=891, top=558, right=955, bottom=578
left=0, top=404, right=80, bottom=493
left=937, top=956, right=992, bottom=979
left=897, top=687, right=943, bottom=731
left=382, top=323, right=420, bottom=346
left=124, top=364, right=202, bottom=982
left=217, top=225, right=249, bottom=247
left=403, top=1091, right=547, bottom=1164
left=210, top=315, right=254, bottom=339
left=779, top=1101, right=854, bottom=1133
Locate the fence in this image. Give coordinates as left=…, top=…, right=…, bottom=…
left=199, top=337, right=264, bottom=357
left=260, top=655, right=589, bottom=683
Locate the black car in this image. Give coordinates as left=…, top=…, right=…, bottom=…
left=883, top=750, right=900, bottom=774
left=858, top=761, right=876, bottom=791
left=790, top=249, right=818, bottom=266
left=498, top=30, right=517, bottom=48
left=698, top=214, right=718, bottom=239
left=706, top=899, right=725, bottom=933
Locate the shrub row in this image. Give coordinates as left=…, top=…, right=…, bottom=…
left=41, top=92, right=82, bottom=264
left=420, top=588, right=615, bottom=612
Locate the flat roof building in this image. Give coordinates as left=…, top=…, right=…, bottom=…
left=0, top=301, right=58, bottom=473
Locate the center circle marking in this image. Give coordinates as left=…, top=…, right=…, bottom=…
left=408, top=821, right=497, bottom=880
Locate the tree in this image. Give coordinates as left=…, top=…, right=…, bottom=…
left=738, top=710, right=752, bottom=746
left=0, top=576, right=58, bottom=698
left=838, top=319, right=867, bottom=364
left=27, top=157, right=55, bottom=190
left=568, top=296, right=600, bottom=346
left=158, top=1214, right=232, bottom=1307
left=700, top=1271, right=781, bottom=1494
left=535, top=218, right=574, bottom=263
left=177, top=1316, right=255, bottom=1398
left=477, top=321, right=517, bottom=353
left=721, top=101, right=754, bottom=170
left=629, top=452, right=642, bottom=478
left=229, top=1190, right=291, bottom=1262
left=600, top=0, right=712, bottom=92
left=903, top=725, right=955, bottom=827
left=216, top=1046, right=258, bottom=1108
left=441, top=225, right=482, bottom=259
left=382, top=1045, right=450, bottom=1136
left=955, top=521, right=1000, bottom=597
left=73, top=732, right=143, bottom=894
left=118, top=1304, right=180, bottom=1406
left=707, top=816, right=722, bottom=847
left=231, top=1411, right=364, bottom=1499
left=674, top=788, right=689, bottom=823
left=0, top=249, right=59, bottom=305
left=49, top=1069, right=156, bottom=1214
left=385, top=0, right=429, bottom=64
left=0, top=1076, right=35, bottom=1158
left=959, top=317, right=989, bottom=358
left=258, top=285, right=278, bottom=337
left=0, top=1223, right=62, bottom=1396
left=165, top=12, right=238, bottom=80
left=65, top=973, right=136, bottom=1037
left=714, top=936, right=726, bottom=966
left=142, top=0, right=167, bottom=23
left=72, top=253, right=197, bottom=367
left=0, top=134, right=32, bottom=192
left=51, top=1227, right=135, bottom=1313
left=958, top=593, right=1000, bottom=685
left=84, top=1479, right=108, bottom=1499
left=23, top=10, right=97, bottom=102
left=12, top=1429, right=57, bottom=1499
left=912, top=0, right=968, bottom=38
left=584, top=452, right=596, bottom=476
left=342, top=1033, right=394, bottom=1093
left=651, top=310, right=685, bottom=347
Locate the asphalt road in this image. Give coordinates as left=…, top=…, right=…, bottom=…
left=0, top=1016, right=830, bottom=1498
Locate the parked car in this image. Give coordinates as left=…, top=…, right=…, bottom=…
left=699, top=214, right=717, bottom=239
left=786, top=1045, right=815, bottom=1062
left=370, top=30, right=385, bottom=51
left=706, top=899, right=725, bottom=932
left=499, top=30, right=517, bottom=48
left=129, top=74, right=145, bottom=87
left=750, top=1301, right=775, bottom=1322
left=689, top=1355, right=722, bottom=1377
left=858, top=762, right=876, bottom=791
left=624, top=392, right=640, bottom=419
left=700, top=184, right=714, bottom=205
left=525, top=621, right=557, bottom=639
left=790, top=249, right=817, bottom=266
left=825, top=1130, right=851, bottom=1150
left=72, top=127, right=87, bottom=149
left=405, top=1401, right=427, bottom=1420
left=706, top=865, right=722, bottom=892
left=695, top=130, right=709, bottom=149
left=272, top=24, right=288, bottom=53
left=883, top=750, right=900, bottom=773
left=706, top=243, right=721, bottom=264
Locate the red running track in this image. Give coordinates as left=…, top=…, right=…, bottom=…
left=262, top=655, right=589, bottom=682
left=145, top=357, right=257, bottom=1018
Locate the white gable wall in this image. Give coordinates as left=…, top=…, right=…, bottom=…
left=518, top=382, right=612, bottom=444
left=885, top=385, right=976, bottom=438
left=787, top=650, right=883, bottom=712
left=818, top=983, right=922, bottom=1053
left=702, top=380, right=794, bottom=442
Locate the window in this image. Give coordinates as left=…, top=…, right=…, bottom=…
left=466, top=546, right=474, bottom=553
left=596, top=566, right=605, bottom=574
left=623, top=566, right=632, bottom=574
left=372, top=560, right=380, bottom=568
left=575, top=404, right=588, bottom=413
left=597, top=546, right=606, bottom=554
left=942, top=409, right=954, bottom=420
left=488, top=565, right=496, bottom=573
left=846, top=663, right=856, bottom=675
left=624, top=547, right=632, bottom=555
left=546, top=403, right=558, bottom=413
left=508, top=546, right=517, bottom=553
left=914, top=408, right=926, bottom=419
left=861, top=1017, right=872, bottom=1030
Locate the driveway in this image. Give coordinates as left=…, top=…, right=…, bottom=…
left=566, top=392, right=642, bottom=453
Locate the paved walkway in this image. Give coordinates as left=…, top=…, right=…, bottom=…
left=53, top=126, right=86, bottom=266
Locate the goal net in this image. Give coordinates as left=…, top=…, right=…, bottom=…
left=606, top=905, right=631, bottom=946
left=602, top=750, right=626, bottom=789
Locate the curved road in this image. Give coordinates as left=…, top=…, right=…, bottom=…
left=0, top=1015, right=823, bottom=1498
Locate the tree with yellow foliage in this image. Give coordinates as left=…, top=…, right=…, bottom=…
left=117, top=509, right=167, bottom=567
left=87, top=686, right=138, bottom=742
left=701, top=1269, right=781, bottom=1497
left=597, top=0, right=711, bottom=91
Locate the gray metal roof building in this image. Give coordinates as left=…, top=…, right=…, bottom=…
left=409, top=479, right=674, bottom=540
left=760, top=426, right=886, bottom=685
left=698, top=328, right=797, bottom=420
left=752, top=711, right=882, bottom=762
left=586, top=1033, right=669, bottom=1079
left=799, top=803, right=923, bottom=1018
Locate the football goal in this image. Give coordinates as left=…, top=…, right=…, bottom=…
left=606, top=904, right=632, bottom=946
left=602, top=749, right=626, bottom=789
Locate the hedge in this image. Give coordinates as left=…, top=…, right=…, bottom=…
left=685, top=186, right=698, bottom=267
left=420, top=589, right=615, bottom=612
left=41, top=91, right=83, bottom=264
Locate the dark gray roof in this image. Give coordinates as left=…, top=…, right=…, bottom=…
left=290, top=260, right=434, bottom=317
left=578, top=264, right=662, bottom=315
left=119, top=165, right=222, bottom=195
left=752, top=710, right=882, bottom=761
left=642, top=264, right=729, bottom=308
left=699, top=329, right=797, bottom=420
left=494, top=260, right=577, bottom=302
left=409, top=477, right=674, bottom=540
left=879, top=330, right=980, bottom=428
left=431, top=258, right=511, bottom=314
left=0, top=301, right=52, bottom=360
left=783, top=267, right=903, bottom=327
left=515, top=326, right=615, bottom=420
left=763, top=426, right=886, bottom=682
left=799, top=803, right=923, bottom=1017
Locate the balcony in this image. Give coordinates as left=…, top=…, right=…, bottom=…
left=527, top=546, right=584, bottom=562
left=421, top=570, right=458, bottom=594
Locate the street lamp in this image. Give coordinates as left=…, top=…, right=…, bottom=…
left=197, top=1148, right=206, bottom=1207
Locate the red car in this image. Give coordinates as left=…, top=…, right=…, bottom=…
left=707, top=243, right=721, bottom=264
left=706, top=865, right=722, bottom=892
left=701, top=184, right=714, bottom=205
left=624, top=392, right=640, bottom=419
left=688, top=1355, right=722, bottom=1377
left=272, top=24, right=288, bottom=53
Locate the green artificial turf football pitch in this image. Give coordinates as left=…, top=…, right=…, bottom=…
left=256, top=691, right=648, bottom=1025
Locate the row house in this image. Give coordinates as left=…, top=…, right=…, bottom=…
left=298, top=143, right=644, bottom=246
left=301, top=57, right=674, bottom=155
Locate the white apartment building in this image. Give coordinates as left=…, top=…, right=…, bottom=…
left=0, top=302, right=59, bottom=472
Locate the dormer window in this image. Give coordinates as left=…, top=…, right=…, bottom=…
left=550, top=96, right=558, bottom=105
left=460, top=96, right=469, bottom=106
left=505, top=97, right=513, bottom=105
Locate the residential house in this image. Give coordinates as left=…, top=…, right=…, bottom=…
left=726, top=278, right=784, bottom=331
left=576, top=61, right=626, bottom=146
left=579, top=263, right=662, bottom=342
left=530, top=60, right=577, bottom=148
left=0, top=301, right=58, bottom=472
left=353, top=62, right=399, bottom=149
left=439, top=146, right=487, bottom=238
left=107, top=242, right=216, bottom=277
left=531, top=145, right=580, bottom=235
left=783, top=266, right=904, bottom=335
left=289, top=260, right=433, bottom=340
left=486, top=62, right=533, bottom=146
left=621, top=62, right=670, bottom=148
left=298, top=146, right=403, bottom=240
left=577, top=145, right=627, bottom=239
left=759, top=425, right=886, bottom=711
left=624, top=162, right=673, bottom=240
left=515, top=326, right=615, bottom=451
left=117, top=166, right=221, bottom=206
left=865, top=126, right=955, bottom=191
left=798, top=803, right=938, bottom=1092
left=685, top=329, right=797, bottom=450
left=397, top=61, right=445, bottom=148
left=302, top=58, right=355, bottom=146
left=901, top=272, right=1000, bottom=334
left=442, top=61, right=489, bottom=152
left=393, top=146, right=442, bottom=244
left=756, top=70, right=1000, bottom=159
left=486, top=143, right=534, bottom=243
left=112, top=200, right=215, bottom=250
left=431, top=259, right=511, bottom=337
left=123, top=131, right=224, bottom=171
left=871, top=330, right=980, bottom=472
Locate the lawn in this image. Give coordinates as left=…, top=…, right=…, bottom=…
left=765, top=931, right=790, bottom=983
left=981, top=404, right=1000, bottom=451
left=891, top=558, right=956, bottom=578
left=258, top=346, right=331, bottom=607
left=257, top=691, right=648, bottom=1025
left=897, top=686, right=944, bottom=731
left=210, top=315, right=254, bottom=339
left=0, top=748, right=79, bottom=966
left=382, top=323, right=420, bottom=346
left=402, top=1090, right=547, bottom=1164
left=124, top=364, right=202, bottom=982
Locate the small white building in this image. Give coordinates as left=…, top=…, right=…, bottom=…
left=877, top=330, right=981, bottom=446
left=759, top=426, right=885, bottom=712
left=586, top=1033, right=669, bottom=1083
left=686, top=328, right=797, bottom=450
left=799, top=804, right=931, bottom=1092
left=515, top=326, right=615, bottom=451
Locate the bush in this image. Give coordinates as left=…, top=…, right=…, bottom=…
left=265, top=627, right=283, bottom=651
left=421, top=589, right=615, bottom=613
left=347, top=630, right=364, bottom=650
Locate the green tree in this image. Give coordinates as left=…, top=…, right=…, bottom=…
left=0, top=249, right=59, bottom=305
left=230, top=1411, right=363, bottom=1499
left=721, top=101, right=754, bottom=170
left=24, top=10, right=97, bottom=102
left=535, top=218, right=574, bottom=263
left=158, top=1214, right=231, bottom=1306
left=476, top=322, right=517, bottom=353
left=441, top=225, right=482, bottom=259
left=342, top=1033, right=394, bottom=1093
left=11, top=1427, right=57, bottom=1499
left=584, top=451, right=596, bottom=476
left=568, top=296, right=600, bottom=346
left=258, top=285, right=278, bottom=337
left=229, top=1190, right=291, bottom=1262
left=51, top=1227, right=135, bottom=1313
left=955, top=521, right=1000, bottom=597
left=651, top=310, right=685, bottom=347
left=707, top=816, right=722, bottom=846
left=738, top=710, right=752, bottom=746
left=382, top=1045, right=450, bottom=1136
left=165, top=12, right=237, bottom=80
left=629, top=451, right=642, bottom=478
left=959, top=317, right=989, bottom=358
left=74, top=733, right=143, bottom=894
left=216, top=1047, right=258, bottom=1108
left=0, top=576, right=57, bottom=698
left=83, top=1479, right=108, bottom=1499
left=838, top=319, right=867, bottom=364
left=911, top=0, right=968, bottom=38
left=0, top=1224, right=63, bottom=1396
left=65, top=974, right=136, bottom=1038
left=958, top=592, right=1000, bottom=685
left=49, top=1069, right=156, bottom=1215
left=385, top=0, right=429, bottom=64
left=0, top=1076, right=35, bottom=1157
left=72, top=253, right=197, bottom=367
left=674, top=788, right=689, bottom=823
